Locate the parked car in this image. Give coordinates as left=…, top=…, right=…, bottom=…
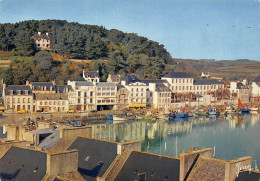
left=41, top=111, right=50, bottom=114
left=78, top=110, right=86, bottom=113
left=90, top=110, right=97, bottom=113
left=18, top=110, right=26, bottom=114
left=67, top=109, right=75, bottom=113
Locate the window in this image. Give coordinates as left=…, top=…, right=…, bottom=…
left=90, top=98, right=93, bottom=103
left=78, top=92, right=81, bottom=97
left=90, top=92, right=93, bottom=96
left=28, top=98, right=31, bottom=103
left=18, top=98, right=20, bottom=103
left=78, top=99, right=81, bottom=103
left=84, top=92, right=87, bottom=97
left=23, top=98, right=25, bottom=103
left=23, top=105, right=25, bottom=110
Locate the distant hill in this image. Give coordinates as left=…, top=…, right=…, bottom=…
left=174, top=58, right=260, bottom=80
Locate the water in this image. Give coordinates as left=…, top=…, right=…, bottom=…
left=88, top=113, right=260, bottom=168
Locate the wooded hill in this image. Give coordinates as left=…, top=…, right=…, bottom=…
left=0, top=20, right=176, bottom=83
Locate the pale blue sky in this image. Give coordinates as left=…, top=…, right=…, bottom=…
left=0, top=0, right=260, bottom=60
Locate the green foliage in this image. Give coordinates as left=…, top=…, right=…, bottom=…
left=0, top=20, right=176, bottom=80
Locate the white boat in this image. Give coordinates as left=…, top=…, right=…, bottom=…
left=250, top=107, right=259, bottom=114
left=112, top=115, right=136, bottom=124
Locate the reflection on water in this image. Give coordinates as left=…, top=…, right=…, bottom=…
left=88, top=114, right=260, bottom=166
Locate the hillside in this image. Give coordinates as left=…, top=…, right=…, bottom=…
left=0, top=20, right=176, bottom=84
left=174, top=58, right=260, bottom=80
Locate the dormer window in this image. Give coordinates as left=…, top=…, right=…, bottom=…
left=18, top=90, right=21, bottom=95
left=25, top=90, right=28, bottom=95
left=10, top=90, right=13, bottom=95
left=50, top=86, right=52, bottom=91
left=44, top=86, right=47, bottom=90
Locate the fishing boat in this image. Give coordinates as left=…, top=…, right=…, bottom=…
left=238, top=98, right=250, bottom=113
left=169, top=109, right=188, bottom=119
left=208, top=107, right=219, bottom=115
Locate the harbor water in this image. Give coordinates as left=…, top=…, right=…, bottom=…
left=89, top=113, right=260, bottom=168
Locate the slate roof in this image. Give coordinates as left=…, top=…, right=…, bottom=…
left=29, top=128, right=56, bottom=135
left=0, top=146, right=47, bottom=181
left=156, top=83, right=171, bottom=92
left=115, top=151, right=180, bottom=181
left=84, top=71, right=99, bottom=78
left=123, top=75, right=141, bottom=85
left=186, top=156, right=226, bottom=181
left=37, top=131, right=61, bottom=150
left=254, top=76, right=260, bottom=82
left=96, top=82, right=116, bottom=87
left=31, top=82, right=54, bottom=91
left=35, top=93, right=68, bottom=100
left=193, top=79, right=224, bottom=85
left=237, top=82, right=249, bottom=89
left=5, top=86, right=33, bottom=95
left=235, top=170, right=260, bottom=181
left=67, top=136, right=118, bottom=181
left=163, top=72, right=193, bottom=78
left=56, top=85, right=73, bottom=93
left=141, top=79, right=168, bottom=86
left=75, top=81, right=94, bottom=87
left=32, top=33, right=50, bottom=40
left=0, top=126, right=7, bottom=139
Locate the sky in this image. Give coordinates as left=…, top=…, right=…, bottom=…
left=0, top=0, right=260, bottom=61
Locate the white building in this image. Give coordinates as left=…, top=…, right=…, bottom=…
left=83, top=71, right=100, bottom=83
left=67, top=81, right=96, bottom=111
left=148, top=83, right=171, bottom=112
left=162, top=72, right=194, bottom=93
left=121, top=75, right=147, bottom=108
left=95, top=82, right=117, bottom=110
left=32, top=32, right=51, bottom=50
left=251, top=76, right=260, bottom=103
left=162, top=72, right=224, bottom=95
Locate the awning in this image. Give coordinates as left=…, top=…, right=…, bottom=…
left=128, top=104, right=146, bottom=108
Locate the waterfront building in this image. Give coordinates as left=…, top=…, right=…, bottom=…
left=3, top=84, right=34, bottom=112
left=31, top=32, right=51, bottom=50
left=29, top=81, right=56, bottom=93
left=147, top=83, right=171, bottom=111
left=229, top=80, right=250, bottom=103
left=162, top=72, right=224, bottom=95
left=251, top=76, right=260, bottom=103
left=35, top=93, right=69, bottom=112
left=67, top=80, right=96, bottom=111
left=0, top=81, right=4, bottom=112
left=82, top=70, right=100, bottom=82
left=121, top=75, right=147, bottom=108
left=116, top=84, right=129, bottom=109
left=96, top=82, right=117, bottom=110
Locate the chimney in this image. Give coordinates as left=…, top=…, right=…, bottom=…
left=26, top=80, right=29, bottom=86
left=46, top=150, right=78, bottom=177
left=52, top=80, right=56, bottom=86
left=224, top=156, right=252, bottom=181
left=46, top=32, right=49, bottom=36
left=180, top=148, right=212, bottom=181
left=38, top=32, right=41, bottom=35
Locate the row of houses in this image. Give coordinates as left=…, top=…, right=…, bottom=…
left=1, top=71, right=259, bottom=113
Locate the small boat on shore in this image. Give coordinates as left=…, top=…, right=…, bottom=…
left=198, top=109, right=207, bottom=116
left=208, top=107, right=219, bottom=115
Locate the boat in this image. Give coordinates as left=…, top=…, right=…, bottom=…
left=169, top=109, right=188, bottom=119
left=250, top=107, right=259, bottom=114
left=106, top=114, right=113, bottom=120
left=112, top=114, right=136, bottom=123
left=208, top=107, right=219, bottom=115
left=238, top=98, right=249, bottom=113
left=198, top=109, right=207, bottom=116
